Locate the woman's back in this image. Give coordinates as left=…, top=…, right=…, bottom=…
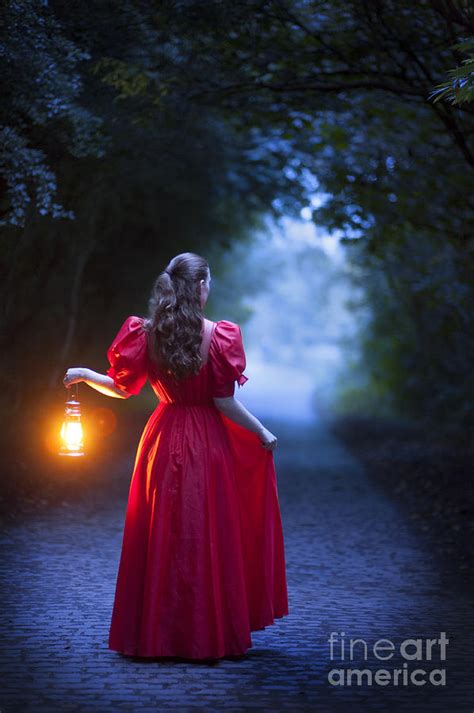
left=106, top=315, right=248, bottom=406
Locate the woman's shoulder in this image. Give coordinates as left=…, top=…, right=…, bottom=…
left=121, top=314, right=147, bottom=330
left=125, top=316, right=237, bottom=330
left=213, top=319, right=241, bottom=338
left=214, top=318, right=240, bottom=331
left=110, top=315, right=148, bottom=347
left=211, top=319, right=243, bottom=352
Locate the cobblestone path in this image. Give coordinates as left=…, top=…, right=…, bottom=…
left=1, top=410, right=473, bottom=712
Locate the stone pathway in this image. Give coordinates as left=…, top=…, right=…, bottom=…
left=1, top=394, right=473, bottom=711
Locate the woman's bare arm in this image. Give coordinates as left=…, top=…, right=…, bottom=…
left=213, top=395, right=278, bottom=450
left=63, top=367, right=128, bottom=399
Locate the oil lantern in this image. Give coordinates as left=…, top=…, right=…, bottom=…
left=59, top=382, right=85, bottom=456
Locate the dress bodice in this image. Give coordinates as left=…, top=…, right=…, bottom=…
left=106, top=315, right=248, bottom=405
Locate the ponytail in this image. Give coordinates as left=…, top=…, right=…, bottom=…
left=143, top=253, right=210, bottom=380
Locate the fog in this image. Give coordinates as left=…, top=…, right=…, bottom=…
left=215, top=214, right=368, bottom=424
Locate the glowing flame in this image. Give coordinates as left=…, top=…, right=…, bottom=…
left=59, top=420, right=84, bottom=455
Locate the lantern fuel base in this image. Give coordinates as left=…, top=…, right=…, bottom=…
left=59, top=382, right=85, bottom=456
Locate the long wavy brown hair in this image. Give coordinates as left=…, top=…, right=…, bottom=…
left=143, top=252, right=210, bottom=380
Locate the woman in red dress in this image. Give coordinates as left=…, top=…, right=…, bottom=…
left=63, top=252, right=289, bottom=660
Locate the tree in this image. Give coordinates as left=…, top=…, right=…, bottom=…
left=0, top=0, right=106, bottom=227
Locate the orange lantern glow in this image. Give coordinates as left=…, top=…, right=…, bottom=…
left=59, top=383, right=85, bottom=456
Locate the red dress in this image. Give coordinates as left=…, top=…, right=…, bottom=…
left=106, top=315, right=289, bottom=659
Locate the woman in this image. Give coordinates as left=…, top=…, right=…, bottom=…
left=63, top=252, right=289, bottom=661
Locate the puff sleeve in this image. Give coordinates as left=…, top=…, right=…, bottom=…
left=210, top=320, right=249, bottom=398
left=106, top=316, right=148, bottom=398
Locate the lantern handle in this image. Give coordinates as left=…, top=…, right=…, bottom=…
left=69, top=382, right=79, bottom=401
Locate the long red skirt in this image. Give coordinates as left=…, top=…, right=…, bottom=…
left=108, top=403, right=289, bottom=659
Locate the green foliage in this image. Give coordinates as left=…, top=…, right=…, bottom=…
left=0, top=0, right=107, bottom=226
left=340, top=230, right=474, bottom=427
left=429, top=37, right=474, bottom=106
